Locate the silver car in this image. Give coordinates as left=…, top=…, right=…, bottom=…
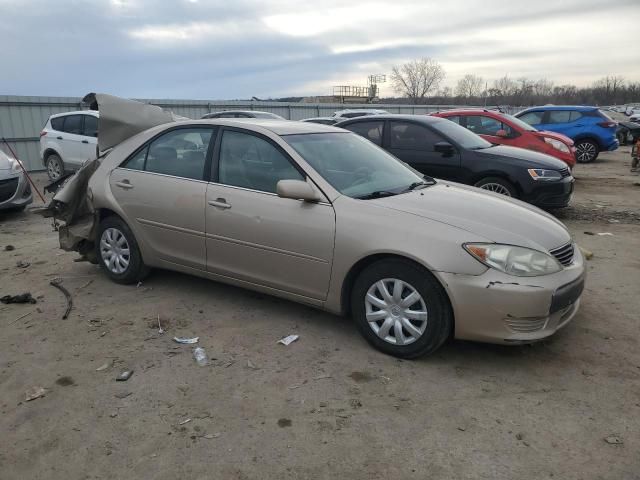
left=0, top=149, right=32, bottom=211
left=49, top=95, right=585, bottom=358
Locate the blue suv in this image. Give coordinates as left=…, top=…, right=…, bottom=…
left=515, top=106, right=618, bottom=163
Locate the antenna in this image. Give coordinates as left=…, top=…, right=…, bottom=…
left=333, top=74, right=387, bottom=104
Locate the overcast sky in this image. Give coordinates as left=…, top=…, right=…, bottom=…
left=2, top=0, right=639, bottom=99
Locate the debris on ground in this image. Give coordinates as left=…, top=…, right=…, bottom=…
left=579, top=246, right=594, bottom=260
left=116, top=370, right=133, bottom=381
left=50, top=279, right=73, bottom=319
left=157, top=315, right=165, bottom=334
left=25, top=386, right=47, bottom=402
left=173, top=336, right=199, bottom=344
left=278, top=334, right=299, bottom=346
left=584, top=231, right=595, bottom=235
left=179, top=418, right=192, bottom=425
left=16, top=260, right=30, bottom=268
left=77, top=279, right=93, bottom=290
left=4, top=245, right=15, bottom=251
left=114, top=391, right=132, bottom=399
left=8, top=310, right=33, bottom=326
left=96, top=362, right=111, bottom=371
left=1, top=293, right=36, bottom=304
left=246, top=359, right=259, bottom=370
left=596, top=232, right=614, bottom=236
left=604, top=434, right=623, bottom=445
left=193, top=347, right=208, bottom=366
left=203, top=433, right=220, bottom=439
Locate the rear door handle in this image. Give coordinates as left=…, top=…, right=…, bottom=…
left=208, top=198, right=231, bottom=209
left=56, top=136, right=63, bottom=140
left=115, top=180, right=134, bottom=190
left=82, top=140, right=89, bottom=144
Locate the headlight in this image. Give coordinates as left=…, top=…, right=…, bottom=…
left=527, top=168, right=562, bottom=181
left=9, top=158, right=22, bottom=173
left=544, top=137, right=570, bottom=153
left=464, top=243, right=562, bottom=277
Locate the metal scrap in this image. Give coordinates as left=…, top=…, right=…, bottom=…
left=50, top=279, right=73, bottom=319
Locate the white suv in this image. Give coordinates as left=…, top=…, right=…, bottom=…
left=40, top=111, right=99, bottom=181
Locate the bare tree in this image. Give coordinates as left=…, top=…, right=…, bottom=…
left=455, top=74, right=484, bottom=98
left=492, top=75, right=517, bottom=98
left=391, top=58, right=446, bottom=102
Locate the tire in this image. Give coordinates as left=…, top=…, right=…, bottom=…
left=474, top=177, right=517, bottom=198
left=350, top=258, right=453, bottom=359
left=575, top=139, right=599, bottom=163
left=617, top=132, right=626, bottom=145
left=45, top=153, right=64, bottom=181
left=95, top=215, right=149, bottom=284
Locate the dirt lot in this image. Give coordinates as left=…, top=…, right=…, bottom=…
left=1, top=147, right=639, bottom=480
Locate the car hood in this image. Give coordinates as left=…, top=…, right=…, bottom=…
left=533, top=130, right=574, bottom=146
left=370, top=182, right=571, bottom=252
left=477, top=145, right=568, bottom=169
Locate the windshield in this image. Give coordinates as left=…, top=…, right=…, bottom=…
left=284, top=132, right=427, bottom=199
left=504, top=114, right=537, bottom=132
left=430, top=119, right=493, bottom=150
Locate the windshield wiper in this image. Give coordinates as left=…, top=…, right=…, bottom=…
left=406, top=176, right=437, bottom=191
left=355, top=190, right=398, bottom=200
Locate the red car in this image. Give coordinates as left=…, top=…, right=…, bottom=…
left=432, top=109, right=576, bottom=168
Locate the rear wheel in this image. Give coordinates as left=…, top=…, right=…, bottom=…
left=575, top=139, right=599, bottom=163
left=474, top=177, right=517, bottom=198
left=96, top=216, right=149, bottom=284
left=45, top=153, right=64, bottom=181
left=350, top=259, right=452, bottom=358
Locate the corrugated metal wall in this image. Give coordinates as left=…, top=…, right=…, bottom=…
left=0, top=95, right=520, bottom=170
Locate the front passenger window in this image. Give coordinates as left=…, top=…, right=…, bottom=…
left=389, top=121, right=442, bottom=150
left=218, top=130, right=304, bottom=193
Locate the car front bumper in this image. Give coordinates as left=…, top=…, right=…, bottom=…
left=0, top=172, right=33, bottom=210
left=438, top=246, right=585, bottom=344
left=523, top=176, right=574, bottom=208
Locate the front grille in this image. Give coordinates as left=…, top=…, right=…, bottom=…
left=559, top=168, right=571, bottom=178
left=505, top=316, right=547, bottom=333
left=550, top=243, right=574, bottom=266
left=0, top=177, right=19, bottom=202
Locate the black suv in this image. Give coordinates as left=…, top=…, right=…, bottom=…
left=337, top=115, right=574, bottom=208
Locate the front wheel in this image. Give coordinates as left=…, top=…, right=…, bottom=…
left=575, top=139, right=599, bottom=163
left=350, top=259, right=453, bottom=358
left=474, top=177, right=517, bottom=198
left=96, top=216, right=149, bottom=284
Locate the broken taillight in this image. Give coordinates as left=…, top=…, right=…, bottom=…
left=39, top=130, right=47, bottom=137
left=598, top=121, right=616, bottom=128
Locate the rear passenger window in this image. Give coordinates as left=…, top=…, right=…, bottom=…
left=62, top=115, right=83, bottom=134
left=518, top=111, right=544, bottom=126
left=83, top=115, right=98, bottom=137
left=445, top=115, right=461, bottom=124
left=343, top=121, right=384, bottom=146
left=569, top=111, right=582, bottom=122
left=218, top=130, right=304, bottom=193
left=548, top=111, right=572, bottom=123
left=465, top=115, right=513, bottom=136
left=50, top=117, right=64, bottom=131
left=120, top=128, right=214, bottom=180
left=390, top=121, right=442, bottom=149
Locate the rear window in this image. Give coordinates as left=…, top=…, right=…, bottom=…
left=50, top=117, right=64, bottom=131
left=518, top=111, right=544, bottom=125
left=83, top=115, right=98, bottom=137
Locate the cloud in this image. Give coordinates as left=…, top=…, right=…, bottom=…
left=1, top=0, right=639, bottom=99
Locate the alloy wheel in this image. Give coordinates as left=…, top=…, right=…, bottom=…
left=47, top=156, right=62, bottom=180
left=479, top=183, right=512, bottom=196
left=100, top=227, right=131, bottom=274
left=364, top=278, right=428, bottom=346
left=576, top=142, right=597, bottom=163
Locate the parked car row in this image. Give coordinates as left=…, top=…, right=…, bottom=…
left=48, top=94, right=585, bottom=359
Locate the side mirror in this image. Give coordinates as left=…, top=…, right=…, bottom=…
left=276, top=179, right=321, bottom=202
left=495, top=129, right=509, bottom=138
left=434, top=141, right=455, bottom=156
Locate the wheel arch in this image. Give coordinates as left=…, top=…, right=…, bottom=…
left=573, top=135, right=603, bottom=150
left=339, top=253, right=455, bottom=337
left=469, top=172, right=522, bottom=197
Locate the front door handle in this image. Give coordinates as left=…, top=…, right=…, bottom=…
left=56, top=136, right=63, bottom=140
left=208, top=198, right=231, bottom=209
left=82, top=140, right=89, bottom=144
left=115, top=180, right=134, bottom=190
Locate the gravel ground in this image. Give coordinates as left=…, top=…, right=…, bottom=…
left=1, top=146, right=639, bottom=480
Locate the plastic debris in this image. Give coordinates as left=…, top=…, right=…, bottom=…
left=25, top=386, right=47, bottom=401
left=157, top=315, right=165, bottom=334
left=16, top=260, right=30, bottom=268
left=1, top=293, right=36, bottom=304
left=246, top=359, right=259, bottom=370
left=596, top=232, right=613, bottom=236
left=193, top=347, right=208, bottom=366
left=116, top=370, right=133, bottom=381
left=173, top=336, right=199, bottom=344
left=3, top=245, right=15, bottom=251
left=579, top=246, right=594, bottom=260
left=278, top=334, right=299, bottom=346
left=604, top=434, right=623, bottom=445
left=179, top=418, right=192, bottom=425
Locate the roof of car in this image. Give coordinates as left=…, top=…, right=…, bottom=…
left=517, top=105, right=598, bottom=113
left=335, top=114, right=445, bottom=125
left=50, top=110, right=99, bottom=118
left=434, top=109, right=506, bottom=116
left=301, top=117, right=335, bottom=121
left=186, top=118, right=346, bottom=135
